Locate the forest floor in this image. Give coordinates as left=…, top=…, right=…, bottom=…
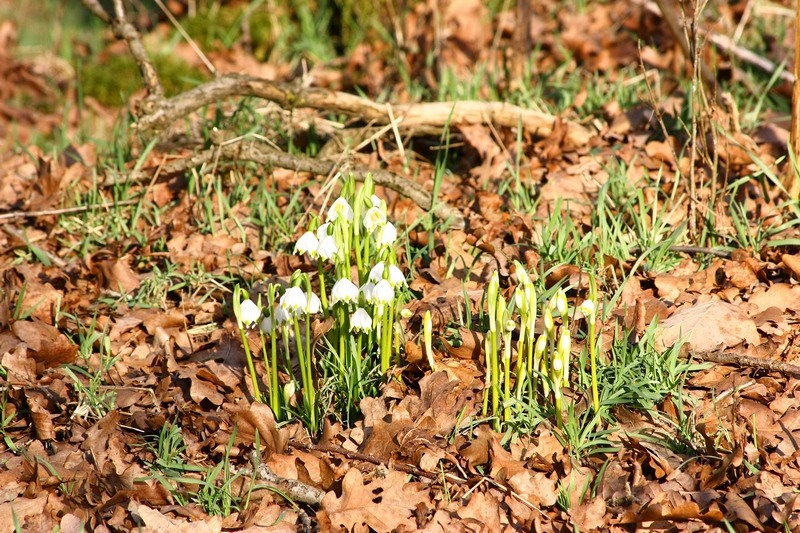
left=1, top=0, right=800, bottom=531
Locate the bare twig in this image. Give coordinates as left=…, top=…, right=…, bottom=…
left=2, top=224, right=66, bottom=268
left=289, top=440, right=468, bottom=486
left=133, top=74, right=592, bottom=146
left=0, top=200, right=138, bottom=222
left=81, top=0, right=164, bottom=107
left=110, top=136, right=466, bottom=228
left=240, top=451, right=326, bottom=506
left=696, top=350, right=800, bottom=377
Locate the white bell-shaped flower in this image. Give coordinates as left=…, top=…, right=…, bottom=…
left=359, top=281, right=375, bottom=303
left=387, top=265, right=406, bottom=288
left=316, top=235, right=339, bottom=262
left=350, top=308, right=373, bottom=333
left=280, top=287, right=306, bottom=315
left=372, top=279, right=394, bottom=305
left=377, top=221, right=397, bottom=246
left=295, top=231, right=319, bottom=257
left=305, top=292, right=322, bottom=314
left=331, top=278, right=359, bottom=305
left=327, top=197, right=354, bottom=223
left=368, top=262, right=385, bottom=283
left=239, top=299, right=261, bottom=328
left=363, top=206, right=387, bottom=234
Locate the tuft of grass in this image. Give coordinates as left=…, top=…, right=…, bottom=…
left=61, top=314, right=118, bottom=420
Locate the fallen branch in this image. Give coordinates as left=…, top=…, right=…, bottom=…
left=289, top=440, right=468, bottom=486
left=0, top=200, right=138, bottom=222
left=696, top=350, right=800, bottom=377
left=134, top=74, right=592, bottom=146
left=114, top=136, right=467, bottom=228
left=240, top=450, right=326, bottom=506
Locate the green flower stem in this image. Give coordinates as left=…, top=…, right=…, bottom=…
left=515, top=314, right=527, bottom=397
left=588, top=314, right=599, bottom=412
left=240, top=327, right=263, bottom=403
left=503, top=335, right=511, bottom=424
left=482, top=332, right=492, bottom=417
left=294, top=316, right=316, bottom=433
left=337, top=305, right=347, bottom=372
left=316, top=260, right=328, bottom=318
left=380, top=305, right=393, bottom=373
left=491, top=329, right=500, bottom=430
left=270, top=326, right=280, bottom=417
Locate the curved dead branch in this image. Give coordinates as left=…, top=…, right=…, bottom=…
left=118, top=137, right=466, bottom=228
left=134, top=74, right=592, bottom=146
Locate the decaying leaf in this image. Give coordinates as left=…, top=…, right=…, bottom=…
left=11, top=319, right=77, bottom=367
left=655, top=300, right=760, bottom=352
left=320, top=469, right=430, bottom=533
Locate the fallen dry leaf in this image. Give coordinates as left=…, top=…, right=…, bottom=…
left=655, top=300, right=761, bottom=352
left=11, top=319, right=77, bottom=367
left=320, top=469, right=430, bottom=533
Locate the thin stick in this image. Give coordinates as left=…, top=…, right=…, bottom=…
left=2, top=224, right=66, bottom=268
left=0, top=200, right=138, bottom=222
left=289, top=440, right=468, bottom=485
left=696, top=350, right=800, bottom=377
left=108, top=136, right=466, bottom=228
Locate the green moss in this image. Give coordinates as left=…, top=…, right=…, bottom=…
left=80, top=54, right=208, bottom=107
left=180, top=5, right=274, bottom=61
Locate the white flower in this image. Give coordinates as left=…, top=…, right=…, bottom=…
left=363, top=206, right=387, bottom=234
left=260, top=316, right=274, bottom=334
left=327, top=197, right=354, bottom=223
left=316, top=235, right=339, bottom=261
left=350, top=308, right=373, bottom=333
left=579, top=299, right=596, bottom=317
left=387, top=265, right=406, bottom=288
left=371, top=194, right=383, bottom=208
left=274, top=306, right=291, bottom=324
left=295, top=231, right=319, bottom=257
left=280, top=287, right=306, bottom=315
left=368, top=262, right=385, bottom=283
left=239, top=299, right=261, bottom=328
left=305, top=292, right=322, bottom=314
left=359, top=281, right=375, bottom=303
left=372, top=279, right=394, bottom=305
left=331, top=278, right=359, bottom=305
left=377, top=221, right=397, bottom=246
left=316, top=222, right=331, bottom=239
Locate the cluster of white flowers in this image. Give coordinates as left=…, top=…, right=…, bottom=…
left=238, top=285, right=323, bottom=335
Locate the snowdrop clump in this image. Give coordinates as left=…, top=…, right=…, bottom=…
left=232, top=175, right=408, bottom=430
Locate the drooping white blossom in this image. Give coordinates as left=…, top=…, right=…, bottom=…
left=316, top=235, right=339, bottom=261
left=295, top=231, right=319, bottom=257
left=372, top=279, right=394, bottom=305
left=327, top=197, right=354, bottom=223
left=359, top=281, right=375, bottom=303
left=280, top=287, right=306, bottom=315
left=579, top=299, right=596, bottom=317
left=387, top=265, right=406, bottom=288
left=331, top=278, right=359, bottom=305
left=350, top=308, right=373, bottom=333
left=305, top=292, right=322, bottom=314
left=239, top=299, right=261, bottom=328
left=368, top=262, right=385, bottom=283
left=377, top=221, right=397, bottom=246
left=363, top=206, right=387, bottom=234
